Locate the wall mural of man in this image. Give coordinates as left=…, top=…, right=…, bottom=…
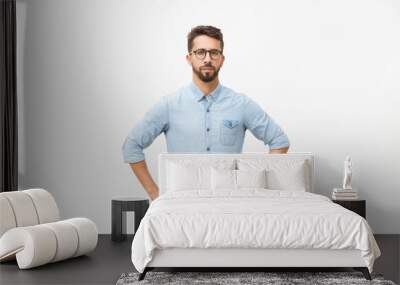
left=122, top=25, right=290, bottom=201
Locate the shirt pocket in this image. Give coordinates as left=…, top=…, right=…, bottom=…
left=220, top=119, right=241, bottom=146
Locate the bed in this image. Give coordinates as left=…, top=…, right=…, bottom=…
left=130, top=152, right=381, bottom=281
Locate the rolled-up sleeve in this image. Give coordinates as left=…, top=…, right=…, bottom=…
left=122, top=96, right=169, bottom=163
left=243, top=98, right=290, bottom=149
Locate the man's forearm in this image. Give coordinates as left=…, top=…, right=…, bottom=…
left=129, top=160, right=159, bottom=200
left=269, top=146, right=289, bottom=154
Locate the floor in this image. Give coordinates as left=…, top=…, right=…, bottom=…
left=0, top=234, right=398, bottom=285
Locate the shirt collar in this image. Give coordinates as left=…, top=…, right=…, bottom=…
left=189, top=81, right=223, bottom=102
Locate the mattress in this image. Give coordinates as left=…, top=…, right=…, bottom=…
left=131, top=189, right=381, bottom=273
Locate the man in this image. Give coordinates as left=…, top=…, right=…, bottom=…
left=122, top=25, right=290, bottom=201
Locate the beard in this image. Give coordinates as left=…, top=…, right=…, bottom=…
left=192, top=64, right=220, bottom=83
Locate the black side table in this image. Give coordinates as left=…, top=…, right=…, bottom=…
left=111, top=197, right=149, bottom=242
left=332, top=199, right=366, bottom=219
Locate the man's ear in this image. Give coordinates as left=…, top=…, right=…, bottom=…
left=220, top=55, right=225, bottom=67
left=186, top=54, right=192, bottom=65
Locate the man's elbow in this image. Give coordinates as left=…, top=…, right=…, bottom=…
left=266, top=132, right=290, bottom=154
left=269, top=146, right=289, bottom=154
left=122, top=137, right=146, bottom=163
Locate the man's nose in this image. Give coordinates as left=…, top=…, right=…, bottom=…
left=203, top=51, right=212, bottom=62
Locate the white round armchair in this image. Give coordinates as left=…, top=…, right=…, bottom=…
left=0, top=188, right=98, bottom=269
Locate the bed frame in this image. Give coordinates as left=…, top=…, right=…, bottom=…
left=138, top=152, right=371, bottom=280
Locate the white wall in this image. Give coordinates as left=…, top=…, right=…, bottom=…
left=16, top=0, right=400, bottom=234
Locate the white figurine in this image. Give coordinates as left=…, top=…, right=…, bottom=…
left=342, top=155, right=353, bottom=190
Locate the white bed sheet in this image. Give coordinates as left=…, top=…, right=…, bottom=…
left=131, top=190, right=380, bottom=273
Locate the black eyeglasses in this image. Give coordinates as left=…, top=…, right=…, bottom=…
left=190, top=49, right=223, bottom=60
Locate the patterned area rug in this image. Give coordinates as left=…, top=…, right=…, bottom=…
left=116, top=271, right=396, bottom=285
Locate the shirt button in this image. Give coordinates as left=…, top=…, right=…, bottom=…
left=206, top=128, right=210, bottom=132
left=206, top=109, right=210, bottom=112
left=206, top=147, right=210, bottom=151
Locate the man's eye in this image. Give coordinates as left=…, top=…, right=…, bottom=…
left=196, top=50, right=206, bottom=56
left=210, top=50, right=220, bottom=56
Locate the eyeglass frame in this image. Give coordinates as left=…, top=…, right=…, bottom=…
left=189, top=48, right=223, bottom=60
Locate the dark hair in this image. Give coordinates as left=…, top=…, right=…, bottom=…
left=187, top=25, right=224, bottom=53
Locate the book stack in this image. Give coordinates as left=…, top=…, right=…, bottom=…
left=332, top=188, right=358, bottom=200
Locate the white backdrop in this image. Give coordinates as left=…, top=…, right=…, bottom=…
left=16, top=0, right=400, bottom=233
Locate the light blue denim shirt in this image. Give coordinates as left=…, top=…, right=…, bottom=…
left=122, top=81, right=290, bottom=163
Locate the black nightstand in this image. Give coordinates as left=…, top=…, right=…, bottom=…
left=111, top=197, right=149, bottom=242
left=332, top=199, right=366, bottom=219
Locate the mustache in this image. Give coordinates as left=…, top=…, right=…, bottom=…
left=200, top=65, right=215, bottom=70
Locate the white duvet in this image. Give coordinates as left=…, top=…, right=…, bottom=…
left=131, top=190, right=381, bottom=273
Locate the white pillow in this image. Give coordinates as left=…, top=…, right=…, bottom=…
left=265, top=166, right=307, bottom=191
left=237, top=159, right=310, bottom=191
left=167, top=162, right=208, bottom=191
left=166, top=159, right=235, bottom=192
left=211, top=168, right=236, bottom=190
left=236, top=169, right=267, bottom=189
left=211, top=168, right=267, bottom=190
